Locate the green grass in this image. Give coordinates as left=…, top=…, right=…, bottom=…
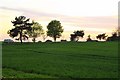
left=2, top=68, right=54, bottom=78
left=2, top=41, right=118, bottom=78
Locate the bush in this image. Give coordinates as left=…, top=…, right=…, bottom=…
left=86, top=40, right=98, bottom=42
left=61, top=40, right=67, bottom=42
left=38, top=41, right=42, bottom=43
left=45, top=40, right=52, bottom=42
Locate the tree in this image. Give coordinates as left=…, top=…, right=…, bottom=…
left=70, top=34, right=76, bottom=41
left=70, top=30, right=84, bottom=41
left=96, top=33, right=107, bottom=40
left=8, top=16, right=33, bottom=43
left=27, top=21, right=44, bottom=42
left=74, top=30, right=84, bottom=41
left=47, top=20, right=64, bottom=42
left=86, top=35, right=92, bottom=41
left=106, top=32, right=120, bottom=41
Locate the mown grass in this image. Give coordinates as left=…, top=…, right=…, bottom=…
left=2, top=41, right=118, bottom=78
left=2, top=68, right=54, bottom=78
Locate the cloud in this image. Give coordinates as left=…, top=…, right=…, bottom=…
left=0, top=6, right=66, bottom=18
left=0, top=6, right=117, bottom=31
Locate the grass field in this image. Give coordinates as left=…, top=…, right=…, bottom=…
left=2, top=41, right=118, bottom=78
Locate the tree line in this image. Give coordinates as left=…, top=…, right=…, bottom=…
left=7, top=16, right=120, bottom=43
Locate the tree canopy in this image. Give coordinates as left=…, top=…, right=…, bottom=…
left=7, top=16, right=119, bottom=43
left=70, top=30, right=84, bottom=41
left=106, top=30, right=120, bottom=41
left=7, top=16, right=33, bottom=43
left=47, top=20, right=64, bottom=42
left=27, top=21, right=44, bottom=42
left=86, top=35, right=92, bottom=41
left=96, top=33, right=107, bottom=40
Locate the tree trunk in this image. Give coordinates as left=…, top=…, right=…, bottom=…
left=33, top=38, right=36, bottom=43
left=20, top=30, right=23, bottom=44
left=53, top=36, right=56, bottom=42
left=76, top=36, right=79, bottom=42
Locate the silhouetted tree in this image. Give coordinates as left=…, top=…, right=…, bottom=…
left=8, top=16, right=33, bottom=43
left=106, top=32, right=120, bottom=41
left=96, top=33, right=107, bottom=40
left=70, top=34, right=76, bottom=41
left=70, top=30, right=84, bottom=41
left=27, top=21, right=44, bottom=42
left=74, top=30, right=84, bottom=41
left=116, top=27, right=120, bottom=37
left=112, top=32, right=117, bottom=37
left=47, top=20, right=64, bottom=42
left=86, top=35, right=92, bottom=41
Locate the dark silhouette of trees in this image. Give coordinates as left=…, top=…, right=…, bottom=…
left=70, top=30, right=84, bottom=41
left=61, top=40, right=67, bottom=42
left=27, top=21, right=44, bottom=42
left=106, top=28, right=120, bottom=41
left=106, top=32, right=120, bottom=41
left=86, top=35, right=92, bottom=41
left=70, top=34, right=76, bottom=41
left=118, top=27, right=120, bottom=37
left=47, top=20, right=64, bottom=42
left=86, top=35, right=98, bottom=42
left=96, top=33, right=107, bottom=40
left=8, top=16, right=33, bottom=43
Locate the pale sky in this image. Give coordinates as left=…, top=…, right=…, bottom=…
left=0, top=0, right=119, bottom=41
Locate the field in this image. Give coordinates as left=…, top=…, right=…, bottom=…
left=2, top=41, right=118, bottom=78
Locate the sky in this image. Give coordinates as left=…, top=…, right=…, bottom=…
left=0, top=0, right=119, bottom=41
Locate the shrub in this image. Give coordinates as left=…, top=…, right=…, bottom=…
left=45, top=40, right=52, bottom=42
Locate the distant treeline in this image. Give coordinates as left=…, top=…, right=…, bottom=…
left=7, top=16, right=120, bottom=43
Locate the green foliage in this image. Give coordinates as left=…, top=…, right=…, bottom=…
left=2, top=42, right=118, bottom=78
left=27, top=21, right=44, bottom=42
left=8, top=16, right=33, bottom=43
left=47, top=20, right=64, bottom=41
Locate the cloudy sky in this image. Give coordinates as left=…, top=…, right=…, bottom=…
left=0, top=0, right=119, bottom=41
